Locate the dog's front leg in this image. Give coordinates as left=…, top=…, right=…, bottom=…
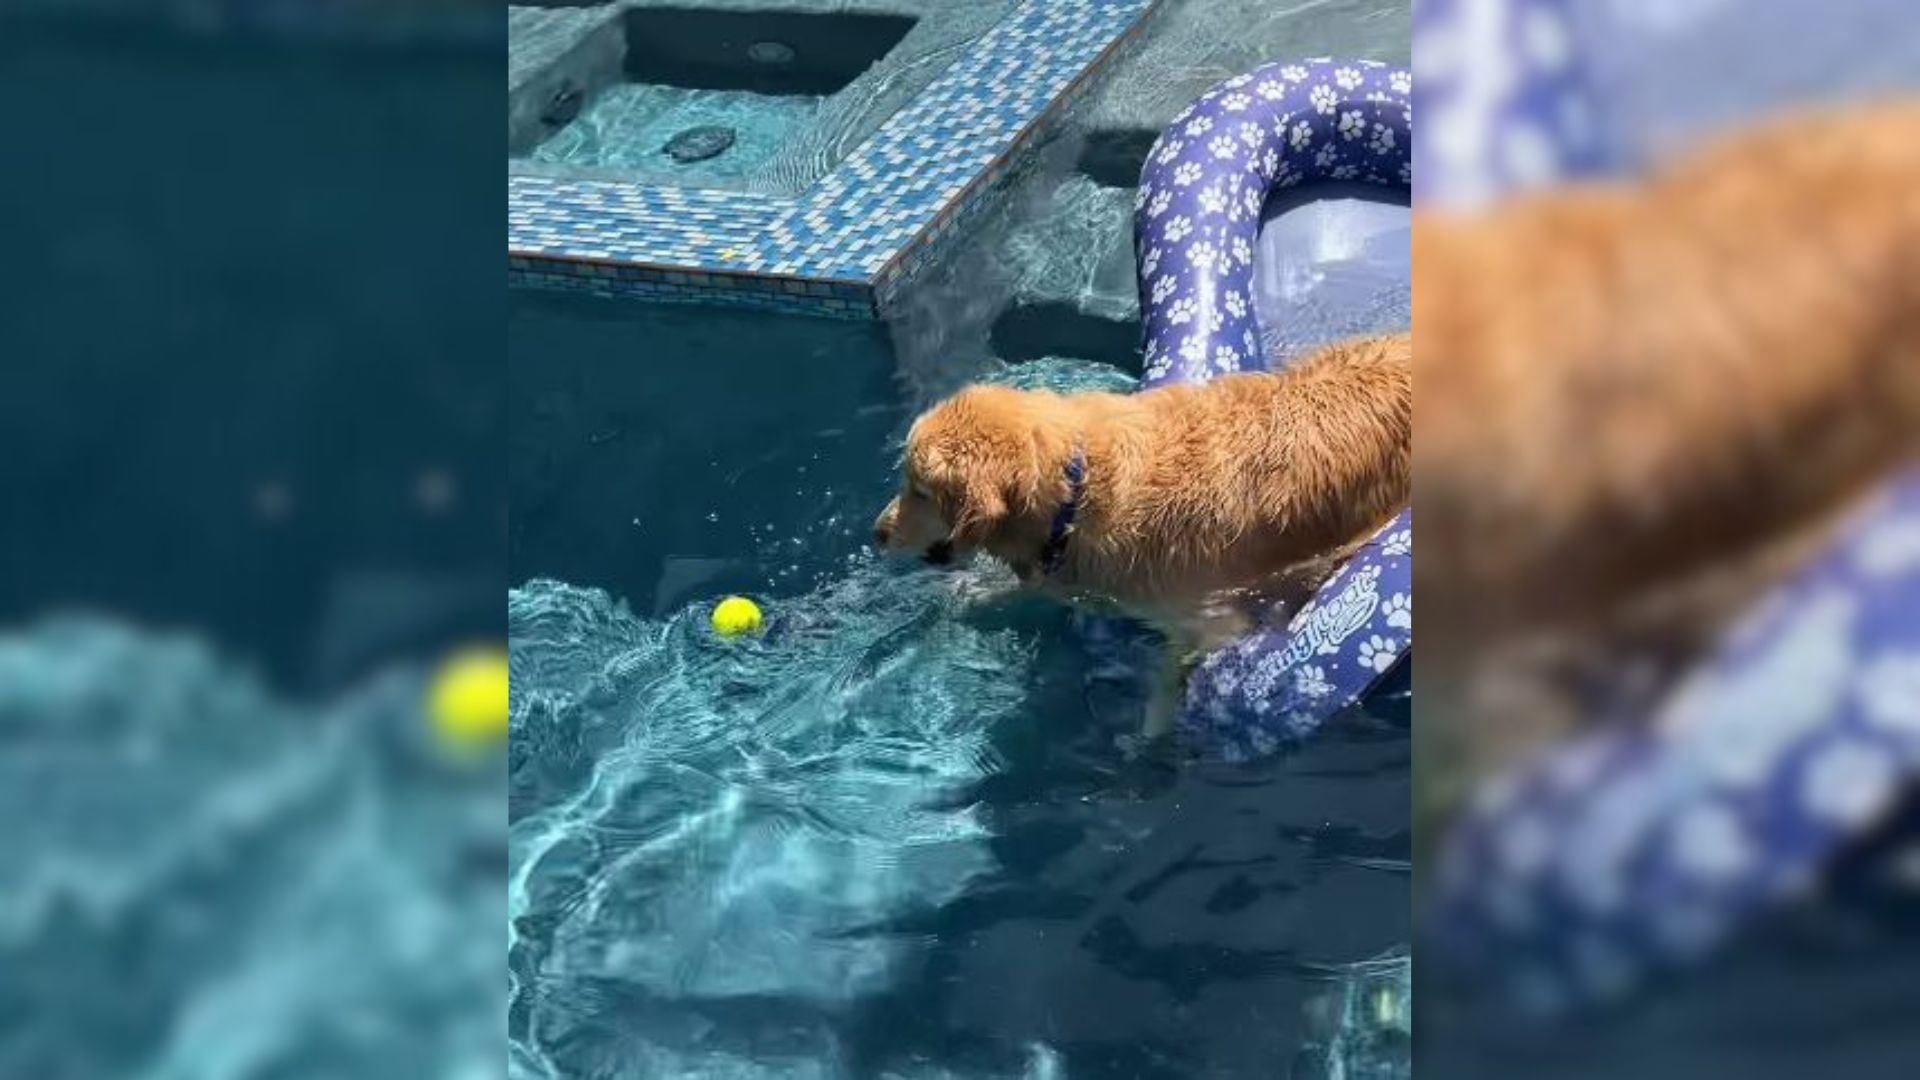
left=1139, top=599, right=1264, bottom=738
left=1142, top=645, right=1187, bottom=739
left=1142, top=626, right=1214, bottom=739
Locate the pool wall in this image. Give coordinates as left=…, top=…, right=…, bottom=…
left=508, top=0, right=1167, bottom=318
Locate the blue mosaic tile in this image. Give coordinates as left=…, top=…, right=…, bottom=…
left=509, top=0, right=1162, bottom=316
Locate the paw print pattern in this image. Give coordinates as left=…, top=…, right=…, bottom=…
left=1136, top=56, right=1409, bottom=432
left=1382, top=592, right=1411, bottom=629
left=1357, top=635, right=1401, bottom=673
left=1142, top=59, right=1412, bottom=771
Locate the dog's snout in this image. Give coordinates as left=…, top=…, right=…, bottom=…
left=873, top=522, right=892, bottom=547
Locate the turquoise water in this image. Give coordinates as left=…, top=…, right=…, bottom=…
left=529, top=85, right=821, bottom=180
left=508, top=292, right=1411, bottom=1077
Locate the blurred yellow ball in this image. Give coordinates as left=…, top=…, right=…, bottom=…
left=710, top=596, right=764, bottom=639
left=428, top=647, right=509, bottom=752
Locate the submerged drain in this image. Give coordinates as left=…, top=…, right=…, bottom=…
left=663, top=125, right=737, bottom=163
left=540, top=85, right=583, bottom=128
left=747, top=40, right=796, bottom=65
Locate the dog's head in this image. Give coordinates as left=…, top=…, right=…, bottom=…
left=874, top=385, right=1045, bottom=565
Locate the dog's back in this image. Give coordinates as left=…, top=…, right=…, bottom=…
left=1415, top=100, right=1920, bottom=641
left=1072, top=334, right=1411, bottom=607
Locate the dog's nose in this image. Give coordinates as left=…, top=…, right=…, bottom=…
left=873, top=523, right=891, bottom=548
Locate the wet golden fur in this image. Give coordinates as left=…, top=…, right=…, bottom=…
left=876, top=334, right=1411, bottom=728
left=1415, top=100, right=1920, bottom=790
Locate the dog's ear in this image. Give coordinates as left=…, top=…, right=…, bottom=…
left=915, top=441, right=1010, bottom=549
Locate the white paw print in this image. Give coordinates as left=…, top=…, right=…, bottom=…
left=1389, top=70, right=1412, bottom=95
left=1242, top=186, right=1265, bottom=215
left=1222, top=290, right=1247, bottom=319
left=1148, top=272, right=1175, bottom=303
left=1162, top=214, right=1192, bottom=242
left=1334, top=66, right=1363, bottom=90
left=1238, top=121, right=1263, bottom=148
left=1381, top=592, right=1410, bottom=629
left=1310, top=84, right=1338, bottom=113
left=1185, top=114, right=1214, bottom=137
left=1179, top=336, right=1208, bottom=364
left=1370, top=124, right=1397, bottom=154
left=1259, top=147, right=1280, bottom=178
left=1294, top=665, right=1334, bottom=699
left=1220, top=92, right=1251, bottom=112
left=1859, top=650, right=1920, bottom=736
left=1330, top=163, right=1360, bottom=180
left=1339, top=110, right=1366, bottom=139
left=1147, top=188, right=1172, bottom=218
left=1856, top=519, right=1920, bottom=577
left=1192, top=302, right=1221, bottom=335
left=1155, top=137, right=1185, bottom=165
left=1197, top=184, right=1227, bottom=215
left=1315, top=143, right=1339, bottom=169
left=1289, top=120, right=1314, bottom=150
left=1280, top=64, right=1308, bottom=83
left=1801, top=738, right=1899, bottom=827
left=1172, top=161, right=1203, bottom=186
left=1209, top=135, right=1240, bottom=160
left=1230, top=235, right=1253, bottom=266
left=1256, top=79, right=1284, bottom=100
left=1166, top=296, right=1197, bottom=325
left=1186, top=240, right=1220, bottom=272
left=1144, top=351, right=1172, bottom=380
left=1671, top=804, right=1754, bottom=884
left=1133, top=182, right=1152, bottom=212
left=1213, top=344, right=1242, bottom=372
left=1399, top=160, right=1413, bottom=184
left=1358, top=635, right=1401, bottom=672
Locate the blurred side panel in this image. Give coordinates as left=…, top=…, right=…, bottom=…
left=1415, top=1, right=1920, bottom=1077
left=0, top=3, right=504, bottom=1077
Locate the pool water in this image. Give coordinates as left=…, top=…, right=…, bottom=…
left=508, top=294, right=1411, bottom=1078
left=509, top=0, right=1018, bottom=194
left=528, top=84, right=820, bottom=178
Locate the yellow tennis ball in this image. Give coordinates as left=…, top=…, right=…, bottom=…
left=710, top=596, right=764, bottom=638
left=428, top=647, right=509, bottom=752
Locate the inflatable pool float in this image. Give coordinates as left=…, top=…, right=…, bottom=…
left=1128, top=57, right=1414, bottom=760
left=1414, top=0, right=1920, bottom=1014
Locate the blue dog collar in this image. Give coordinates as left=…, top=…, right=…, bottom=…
left=1039, top=450, right=1087, bottom=576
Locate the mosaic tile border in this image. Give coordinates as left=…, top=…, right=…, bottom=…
left=508, top=0, right=1163, bottom=319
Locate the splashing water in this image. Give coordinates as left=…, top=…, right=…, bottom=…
left=0, top=618, right=502, bottom=1079
left=508, top=355, right=1408, bottom=1078
left=510, top=559, right=1039, bottom=1078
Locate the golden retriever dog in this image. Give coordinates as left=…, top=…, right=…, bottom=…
left=1414, top=100, right=1920, bottom=797
left=875, top=334, right=1411, bottom=733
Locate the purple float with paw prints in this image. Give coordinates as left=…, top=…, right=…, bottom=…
left=1129, top=57, right=1414, bottom=757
